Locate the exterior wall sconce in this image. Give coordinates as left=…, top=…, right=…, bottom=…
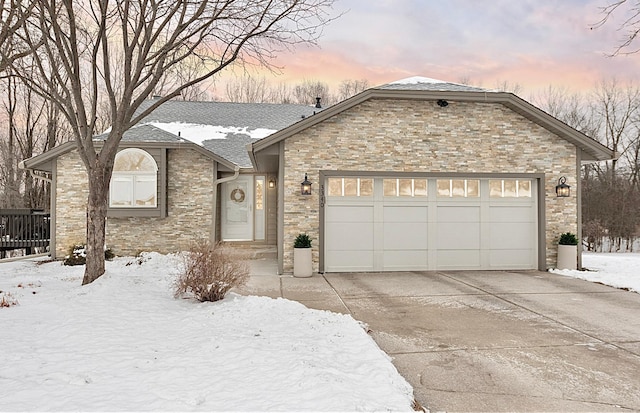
left=268, top=178, right=276, bottom=189
left=437, top=99, right=448, bottom=107
left=555, top=176, right=570, bottom=197
left=301, top=173, right=312, bottom=195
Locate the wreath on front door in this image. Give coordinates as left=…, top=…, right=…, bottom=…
left=230, top=188, right=246, bottom=203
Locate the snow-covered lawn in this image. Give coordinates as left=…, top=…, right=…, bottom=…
left=0, top=253, right=415, bottom=411
left=551, top=252, right=640, bottom=293
left=3, top=251, right=636, bottom=411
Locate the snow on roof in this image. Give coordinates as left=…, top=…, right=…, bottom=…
left=125, top=100, right=319, bottom=167
left=389, top=76, right=447, bottom=85
left=147, top=122, right=276, bottom=146
left=377, top=76, right=485, bottom=92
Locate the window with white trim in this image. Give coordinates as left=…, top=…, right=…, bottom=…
left=110, top=148, right=158, bottom=208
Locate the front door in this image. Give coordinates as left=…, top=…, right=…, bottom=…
left=221, top=176, right=254, bottom=241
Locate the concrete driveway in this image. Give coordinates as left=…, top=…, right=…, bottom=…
left=241, top=261, right=640, bottom=412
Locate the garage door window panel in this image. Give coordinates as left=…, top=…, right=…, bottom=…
left=490, top=179, right=532, bottom=198
left=383, top=178, right=428, bottom=197
left=327, top=177, right=373, bottom=197
left=437, top=179, right=479, bottom=198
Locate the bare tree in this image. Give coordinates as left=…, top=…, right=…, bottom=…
left=591, top=78, right=640, bottom=180
left=293, top=79, right=332, bottom=105
left=592, top=0, right=640, bottom=55
left=0, top=74, right=22, bottom=208
left=8, top=0, right=337, bottom=284
left=269, top=81, right=294, bottom=104
left=337, top=79, right=368, bottom=101
left=492, top=80, right=523, bottom=95
left=225, top=74, right=272, bottom=102
left=0, top=71, right=72, bottom=209
left=457, top=75, right=478, bottom=86
left=224, top=76, right=368, bottom=104
left=152, top=56, right=215, bottom=101
left=0, top=0, right=37, bottom=74
left=532, top=85, right=598, bottom=136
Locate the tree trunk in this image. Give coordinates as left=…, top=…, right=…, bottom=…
left=82, top=165, right=109, bottom=285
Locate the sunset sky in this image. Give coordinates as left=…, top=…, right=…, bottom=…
left=218, top=0, right=640, bottom=98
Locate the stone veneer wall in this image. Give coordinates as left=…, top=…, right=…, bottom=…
left=282, top=99, right=578, bottom=273
left=55, top=148, right=214, bottom=258
left=55, top=151, right=89, bottom=258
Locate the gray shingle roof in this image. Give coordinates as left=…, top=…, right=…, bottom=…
left=136, top=100, right=320, bottom=130
left=95, top=124, right=185, bottom=143
left=201, top=134, right=255, bottom=167
left=130, top=100, right=320, bottom=167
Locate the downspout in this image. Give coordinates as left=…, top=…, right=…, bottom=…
left=576, top=148, right=583, bottom=270
left=212, top=165, right=240, bottom=242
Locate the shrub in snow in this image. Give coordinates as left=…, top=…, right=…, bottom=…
left=125, top=252, right=151, bottom=266
left=0, top=291, right=19, bottom=308
left=63, top=244, right=115, bottom=266
left=174, top=242, right=249, bottom=302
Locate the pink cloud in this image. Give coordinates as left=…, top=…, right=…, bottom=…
left=215, top=0, right=640, bottom=98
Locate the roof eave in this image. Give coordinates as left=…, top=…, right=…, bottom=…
left=21, top=138, right=240, bottom=173
left=21, top=141, right=77, bottom=172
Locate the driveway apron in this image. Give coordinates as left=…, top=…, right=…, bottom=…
left=241, top=266, right=640, bottom=412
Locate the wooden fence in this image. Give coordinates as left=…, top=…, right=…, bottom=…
left=0, top=209, right=50, bottom=257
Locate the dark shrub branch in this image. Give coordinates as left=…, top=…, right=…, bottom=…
left=174, top=242, right=249, bottom=302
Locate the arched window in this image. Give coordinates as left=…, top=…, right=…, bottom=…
left=110, top=148, right=158, bottom=208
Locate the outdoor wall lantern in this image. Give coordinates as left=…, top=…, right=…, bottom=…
left=437, top=99, right=449, bottom=107
left=555, top=176, right=570, bottom=197
left=268, top=178, right=276, bottom=189
left=301, top=173, right=312, bottom=195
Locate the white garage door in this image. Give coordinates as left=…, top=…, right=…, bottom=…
left=324, top=177, right=537, bottom=272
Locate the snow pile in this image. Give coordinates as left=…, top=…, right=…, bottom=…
left=551, top=252, right=640, bottom=293
left=0, top=253, right=414, bottom=411
left=147, top=121, right=276, bottom=145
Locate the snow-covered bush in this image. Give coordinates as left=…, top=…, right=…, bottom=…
left=63, top=244, right=115, bottom=266
left=174, top=242, right=249, bottom=302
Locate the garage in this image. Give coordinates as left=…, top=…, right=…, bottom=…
left=323, top=175, right=539, bottom=272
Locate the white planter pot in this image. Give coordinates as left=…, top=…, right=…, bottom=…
left=557, top=244, right=578, bottom=270
left=293, top=248, right=313, bottom=277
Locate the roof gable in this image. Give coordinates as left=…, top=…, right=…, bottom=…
left=251, top=80, right=615, bottom=163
